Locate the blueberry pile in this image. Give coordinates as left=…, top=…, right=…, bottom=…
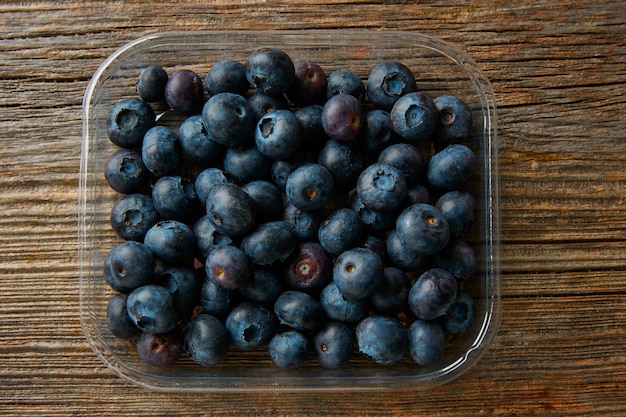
left=103, top=47, right=479, bottom=370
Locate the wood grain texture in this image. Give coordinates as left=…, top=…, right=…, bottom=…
left=1, top=1, right=625, bottom=415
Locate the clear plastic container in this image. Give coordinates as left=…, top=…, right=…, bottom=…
left=79, top=30, right=501, bottom=392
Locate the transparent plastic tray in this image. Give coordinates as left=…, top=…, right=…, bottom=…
left=79, top=30, right=501, bottom=392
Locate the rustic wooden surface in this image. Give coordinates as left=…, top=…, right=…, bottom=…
left=1, top=1, right=625, bottom=415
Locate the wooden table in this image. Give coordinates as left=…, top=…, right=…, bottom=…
left=1, top=1, right=625, bottom=415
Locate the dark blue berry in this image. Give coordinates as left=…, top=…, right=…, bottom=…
left=136, top=65, right=168, bottom=103
left=285, top=163, right=334, bottom=211
left=269, top=331, right=310, bottom=369
left=385, top=229, right=427, bottom=271
left=333, top=247, right=384, bottom=301
left=185, top=313, right=230, bottom=367
left=321, top=93, right=363, bottom=142
left=408, top=268, right=458, bottom=320
left=318, top=208, right=363, bottom=255
left=136, top=328, right=183, bottom=367
left=356, top=315, right=408, bottom=365
left=194, top=168, right=230, bottom=207
left=408, top=319, right=445, bottom=366
left=426, top=143, right=476, bottom=191
left=390, top=92, right=439, bottom=143
left=225, top=302, right=276, bottom=351
left=240, top=221, right=297, bottom=266
left=327, top=69, right=365, bottom=101
left=274, top=290, right=323, bottom=332
left=141, top=125, right=181, bottom=177
left=151, top=176, right=200, bottom=222
left=106, top=293, right=140, bottom=339
left=367, top=61, right=417, bottom=110
left=435, top=190, right=476, bottom=240
left=178, top=114, right=224, bottom=164
left=204, top=59, right=249, bottom=96
left=377, top=143, right=426, bottom=185
left=193, top=214, right=233, bottom=262
left=206, top=182, right=256, bottom=237
left=104, top=148, right=149, bottom=194
left=245, top=47, right=295, bottom=96
left=247, top=90, right=289, bottom=121
left=370, top=266, right=412, bottom=315
left=440, top=290, right=474, bottom=335
left=433, top=95, right=473, bottom=150
left=110, top=193, right=160, bottom=242
left=223, top=144, right=270, bottom=183
left=356, top=163, right=407, bottom=212
left=205, top=245, right=251, bottom=290
left=351, top=193, right=395, bottom=234
left=241, top=180, right=283, bottom=223
left=357, top=109, right=397, bottom=156
left=430, top=240, right=477, bottom=281
left=156, top=264, right=201, bottom=320
left=107, top=98, right=155, bottom=148
left=313, top=321, right=353, bottom=369
left=294, top=104, right=326, bottom=150
left=284, top=241, right=333, bottom=293
left=255, top=109, right=302, bottom=160
left=126, top=284, right=180, bottom=334
left=103, top=240, right=154, bottom=293
left=200, top=276, right=234, bottom=320
left=270, top=150, right=316, bottom=191
left=144, top=220, right=196, bottom=264
left=202, top=92, right=255, bottom=147
left=282, top=202, right=322, bottom=241
left=317, top=139, right=364, bottom=191
left=164, top=69, right=204, bottom=114
left=238, top=267, right=282, bottom=305
left=320, top=282, right=368, bottom=325
left=406, top=184, right=434, bottom=205
left=395, top=203, right=450, bottom=256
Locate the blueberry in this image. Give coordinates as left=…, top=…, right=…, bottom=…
left=194, top=215, right=233, bottom=261
left=285, top=163, right=334, bottom=211
left=206, top=182, right=256, bottom=237
left=110, top=193, right=160, bottom=242
left=287, top=59, right=328, bottom=106
left=426, top=143, right=476, bottom=191
left=136, top=65, right=168, bottom=103
left=106, top=293, right=140, bottom=339
left=104, top=148, right=149, bottom=194
left=184, top=313, right=230, bottom=367
left=333, top=247, right=383, bottom=301
left=294, top=104, right=326, bottom=150
left=142, top=125, right=181, bottom=177
left=435, top=190, right=476, bottom=240
left=271, top=150, right=316, bottom=191
left=313, top=322, right=353, bottom=369
left=205, top=245, right=251, bottom=290
left=255, top=109, right=302, bottom=160
left=247, top=90, right=289, bottom=121
left=225, top=302, right=276, bottom=351
left=319, top=282, right=368, bottom=325
left=151, top=176, right=200, bottom=222
left=284, top=241, right=333, bottom=293
left=430, top=240, right=477, bottom=281
left=357, top=109, right=397, bottom=156
left=408, top=268, right=458, bottom=321
left=326, top=69, right=366, bottom=101
left=317, top=139, right=364, bottom=191
left=200, top=276, right=234, bottom=320
left=204, top=59, right=249, bottom=96
left=377, top=143, right=426, bottom=185
left=359, top=233, right=387, bottom=262
left=223, top=144, right=270, bottom=183
left=350, top=193, right=395, bottom=234
left=367, top=61, right=417, bottom=111
left=356, top=315, right=408, bottom=365
left=390, top=92, right=439, bottom=143
left=395, top=203, right=450, bottom=256
left=136, top=328, right=184, bottom=367
left=385, top=229, right=427, bottom=271
left=318, top=208, right=363, bottom=255
left=406, top=184, right=434, bottom=205
left=103, top=240, right=154, bottom=293
left=242, top=180, right=283, bottom=223
left=156, top=264, right=201, bottom=320
left=370, top=266, right=412, bottom=315
left=407, top=319, right=445, bottom=366
left=282, top=202, right=322, bottom=241
left=356, top=163, right=407, bottom=213
left=240, top=221, right=297, bottom=266
left=164, top=69, right=204, bottom=114
left=440, top=290, right=474, bottom=335
left=126, top=284, right=180, bottom=334
left=274, top=290, right=324, bottom=332
left=238, top=267, right=282, bottom=305
left=144, top=220, right=196, bottom=264
left=178, top=114, right=224, bottom=164
left=201, top=92, right=255, bottom=147
left=107, top=98, right=155, bottom=148
left=245, top=47, right=295, bottom=96
left=433, top=95, right=473, bottom=150
left=194, top=167, right=230, bottom=207
left=321, top=93, right=364, bottom=142
left=268, top=331, right=310, bottom=369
